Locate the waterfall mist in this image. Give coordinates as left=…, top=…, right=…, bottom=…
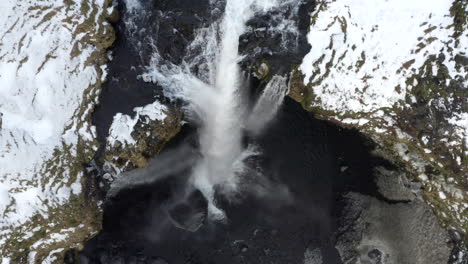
left=139, top=0, right=298, bottom=220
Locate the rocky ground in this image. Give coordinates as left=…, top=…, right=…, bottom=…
left=0, top=0, right=115, bottom=261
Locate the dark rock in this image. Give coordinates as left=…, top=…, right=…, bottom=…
left=336, top=192, right=452, bottom=264
left=373, top=167, right=415, bottom=202
left=239, top=0, right=315, bottom=77
left=167, top=190, right=208, bottom=232
left=148, top=257, right=169, bottom=264
left=454, top=54, right=468, bottom=66
left=367, top=248, right=383, bottom=264
left=231, top=240, right=249, bottom=255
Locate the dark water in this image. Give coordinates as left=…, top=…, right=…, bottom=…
left=79, top=96, right=390, bottom=264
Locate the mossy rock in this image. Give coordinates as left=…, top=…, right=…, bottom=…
left=103, top=105, right=184, bottom=171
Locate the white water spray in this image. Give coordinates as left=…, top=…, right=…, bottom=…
left=141, top=0, right=292, bottom=219
left=246, top=75, right=289, bottom=135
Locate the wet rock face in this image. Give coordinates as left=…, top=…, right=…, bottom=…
left=239, top=0, right=315, bottom=77
left=152, top=0, right=213, bottom=64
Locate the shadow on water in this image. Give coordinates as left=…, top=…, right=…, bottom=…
left=79, top=96, right=391, bottom=264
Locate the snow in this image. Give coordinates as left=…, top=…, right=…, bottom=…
left=41, top=248, right=65, bottom=264
left=107, top=100, right=168, bottom=146
left=0, top=0, right=111, bottom=259
left=342, top=118, right=369, bottom=126
left=439, top=191, right=447, bottom=200
left=300, top=0, right=466, bottom=114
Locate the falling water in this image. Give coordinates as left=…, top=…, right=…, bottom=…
left=246, top=75, right=290, bottom=135
left=140, top=0, right=294, bottom=219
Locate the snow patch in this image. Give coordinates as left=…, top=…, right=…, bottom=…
left=107, top=100, right=168, bottom=146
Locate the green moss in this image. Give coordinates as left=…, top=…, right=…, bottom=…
left=400, top=59, right=416, bottom=72
left=104, top=106, right=183, bottom=170
left=288, top=67, right=315, bottom=111
left=409, top=57, right=453, bottom=102
left=289, top=68, right=370, bottom=122
left=423, top=25, right=437, bottom=34
left=70, top=0, right=115, bottom=59
left=3, top=128, right=102, bottom=262
left=80, top=0, right=90, bottom=15
left=450, top=0, right=468, bottom=39
left=253, top=59, right=271, bottom=81
left=32, top=8, right=60, bottom=30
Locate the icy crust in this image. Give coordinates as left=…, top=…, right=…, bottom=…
left=297, top=0, right=467, bottom=235
left=107, top=101, right=168, bottom=147
left=0, top=0, right=114, bottom=261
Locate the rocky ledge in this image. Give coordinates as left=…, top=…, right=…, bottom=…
left=287, top=0, right=467, bottom=241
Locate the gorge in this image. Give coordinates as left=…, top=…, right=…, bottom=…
left=79, top=0, right=464, bottom=263
left=0, top=0, right=465, bottom=263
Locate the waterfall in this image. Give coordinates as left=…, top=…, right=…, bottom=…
left=140, top=0, right=293, bottom=220
left=246, top=75, right=290, bottom=135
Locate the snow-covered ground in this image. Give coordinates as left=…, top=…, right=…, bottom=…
left=0, top=0, right=113, bottom=261
left=300, top=0, right=466, bottom=114
left=299, top=0, right=467, bottom=233
left=299, top=0, right=467, bottom=154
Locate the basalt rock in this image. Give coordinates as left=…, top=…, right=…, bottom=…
left=336, top=192, right=453, bottom=264
left=239, top=0, right=315, bottom=79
